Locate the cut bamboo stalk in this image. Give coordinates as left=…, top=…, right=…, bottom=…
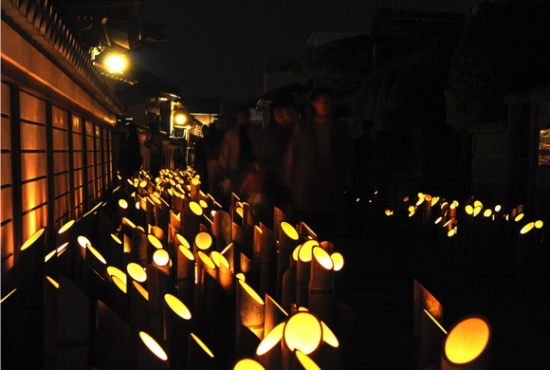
left=309, top=247, right=335, bottom=326
left=255, top=321, right=285, bottom=370
left=282, top=312, right=322, bottom=370
left=235, top=323, right=262, bottom=361
left=95, top=300, right=133, bottom=370
left=273, top=207, right=286, bottom=241
left=243, top=202, right=256, bottom=258
left=137, top=331, right=170, bottom=370
left=264, top=294, right=289, bottom=336
left=282, top=264, right=297, bottom=312
left=164, top=293, right=193, bottom=370
left=259, top=225, right=278, bottom=298
left=298, top=221, right=317, bottom=242
left=176, top=244, right=195, bottom=308
left=188, top=333, right=215, bottom=370
left=236, top=279, right=265, bottom=340
left=277, top=222, right=299, bottom=302
left=110, top=233, right=124, bottom=269
left=148, top=249, right=173, bottom=342
left=131, top=227, right=148, bottom=267
left=252, top=225, right=263, bottom=288
left=213, top=210, right=232, bottom=252
left=44, top=276, right=58, bottom=370
left=420, top=308, right=447, bottom=370
left=296, top=240, right=318, bottom=308
left=234, top=358, right=266, bottom=370
left=149, top=226, right=166, bottom=253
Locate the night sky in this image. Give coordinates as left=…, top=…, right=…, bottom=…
left=130, top=0, right=466, bottom=102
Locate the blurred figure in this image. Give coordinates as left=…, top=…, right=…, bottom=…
left=144, top=118, right=163, bottom=178
left=257, top=96, right=299, bottom=221
left=285, top=87, right=353, bottom=236
left=120, top=121, right=142, bottom=179
left=202, top=119, right=225, bottom=197
left=218, top=102, right=256, bottom=202
left=193, top=125, right=209, bottom=191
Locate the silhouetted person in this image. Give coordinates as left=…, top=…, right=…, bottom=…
left=194, top=125, right=209, bottom=191
left=120, top=121, right=142, bottom=179
left=285, top=87, right=353, bottom=237
left=144, top=119, right=163, bottom=178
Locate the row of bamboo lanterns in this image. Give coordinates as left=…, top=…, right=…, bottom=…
left=1, top=167, right=347, bottom=370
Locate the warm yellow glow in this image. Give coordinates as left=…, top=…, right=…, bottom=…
left=105, top=54, right=126, bottom=74
left=179, top=245, right=195, bottom=260
left=445, top=317, right=490, bottom=365
left=21, top=228, right=45, bottom=251
left=107, top=266, right=127, bottom=285
left=88, top=245, right=107, bottom=264
left=330, top=252, right=344, bottom=271
left=403, top=196, right=409, bottom=202
left=175, top=113, right=186, bottom=125
left=520, top=222, right=535, bottom=235
left=284, top=312, right=322, bottom=355
left=77, top=236, right=91, bottom=249
left=153, top=249, right=170, bottom=267
left=424, top=309, right=447, bottom=334
left=257, top=322, right=285, bottom=356
left=236, top=207, right=244, bottom=218
left=465, top=205, right=474, bottom=216
left=112, top=275, right=127, bottom=294
left=148, top=234, right=163, bottom=249
left=165, top=294, right=192, bottom=320
left=431, top=196, right=440, bottom=206
left=45, top=249, right=56, bottom=262
left=176, top=234, right=190, bottom=249
left=474, top=200, right=483, bottom=208
left=238, top=279, right=264, bottom=305
left=313, top=247, right=333, bottom=270
left=281, top=222, right=299, bottom=241
left=295, top=350, right=321, bottom=370
left=448, top=229, right=456, bottom=237
left=473, top=206, right=482, bottom=217
left=58, top=220, right=75, bottom=234
left=233, top=358, right=265, bottom=370
left=198, top=251, right=216, bottom=270
left=515, top=213, right=525, bottom=222
left=119, top=199, right=128, bottom=209
left=195, top=232, right=213, bottom=250
left=199, top=199, right=208, bottom=209
left=535, top=220, right=544, bottom=229
left=483, top=209, right=492, bottom=218
left=191, top=177, right=200, bottom=186
left=149, top=194, right=161, bottom=205
left=452, top=200, right=459, bottom=207
left=189, top=201, right=203, bottom=216
left=435, top=217, right=442, bottom=225
left=139, top=180, right=147, bottom=188
left=210, top=251, right=229, bottom=269
left=1, top=288, right=17, bottom=303
left=416, top=197, right=425, bottom=206
left=236, top=273, right=246, bottom=281
left=123, top=217, right=136, bottom=228
left=133, top=281, right=149, bottom=300
left=494, top=205, right=502, bottom=212
left=385, top=209, right=393, bottom=216
left=139, top=331, right=168, bottom=361
left=443, top=220, right=453, bottom=228
left=127, top=263, right=147, bottom=282
left=211, top=210, right=217, bottom=218
left=299, top=240, right=319, bottom=262
left=46, top=276, right=60, bottom=289
left=190, top=333, right=214, bottom=358
left=56, top=242, right=69, bottom=254
left=292, top=246, right=301, bottom=261
left=321, top=321, right=339, bottom=347
left=111, top=233, right=122, bottom=244
left=408, top=205, right=415, bottom=213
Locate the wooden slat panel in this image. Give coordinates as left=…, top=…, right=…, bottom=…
left=52, top=106, right=68, bottom=130
left=20, top=122, right=47, bottom=150
left=22, top=205, right=47, bottom=242
left=1, top=82, right=10, bottom=115
left=53, top=152, right=69, bottom=174
left=55, top=194, right=70, bottom=224
left=73, top=133, right=83, bottom=151
left=54, top=173, right=69, bottom=197
left=1, top=223, right=14, bottom=263
left=19, top=91, right=46, bottom=124
left=1, top=117, right=11, bottom=149
left=73, top=152, right=84, bottom=170
left=86, top=121, right=94, bottom=136
left=1, top=187, right=13, bottom=223
left=73, top=116, right=83, bottom=133
left=21, top=178, right=48, bottom=212
left=21, top=152, right=47, bottom=181
left=53, top=128, right=69, bottom=150
left=74, top=168, right=84, bottom=186
left=1, top=153, right=12, bottom=186
left=87, top=166, right=95, bottom=181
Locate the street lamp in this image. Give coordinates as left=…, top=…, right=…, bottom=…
left=105, top=54, right=126, bottom=74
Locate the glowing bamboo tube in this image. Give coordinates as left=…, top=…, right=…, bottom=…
left=130, top=226, right=149, bottom=266
left=195, top=231, right=214, bottom=256
left=185, top=201, right=204, bottom=242
left=163, top=293, right=192, bottom=370
left=146, top=196, right=157, bottom=227
left=264, top=294, right=288, bottom=336
left=442, top=316, right=492, bottom=370
left=44, top=275, right=58, bottom=369
left=213, top=210, right=232, bottom=252
left=148, top=234, right=164, bottom=264
left=234, top=358, right=266, bottom=370
left=273, top=207, right=286, bottom=241
left=277, top=222, right=300, bottom=302
left=96, top=300, right=133, bottom=369
left=18, top=228, right=46, bottom=291
left=148, top=249, right=173, bottom=342
left=57, top=220, right=75, bottom=247
left=176, top=243, right=195, bottom=306
left=232, top=222, right=244, bottom=273
left=242, top=202, right=256, bottom=258
left=255, top=321, right=285, bottom=369
left=420, top=309, right=447, bottom=369
left=282, top=312, right=322, bottom=369
left=149, top=225, right=166, bottom=252
left=138, top=331, right=169, bottom=370
left=154, top=197, right=170, bottom=235
left=309, top=247, right=334, bottom=325
left=297, top=240, right=318, bottom=307
left=260, top=226, right=278, bottom=298
left=237, top=279, right=265, bottom=340
left=281, top=262, right=297, bottom=312
left=211, top=250, right=234, bottom=294
left=299, top=221, right=318, bottom=242
left=252, top=225, right=263, bottom=287
left=188, top=333, right=215, bottom=370
left=296, top=350, right=322, bottom=370
left=128, top=279, right=149, bottom=332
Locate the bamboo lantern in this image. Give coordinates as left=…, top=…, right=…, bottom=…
left=232, top=223, right=244, bottom=273
left=316, top=320, right=341, bottom=369
left=167, top=212, right=181, bottom=258
left=441, top=316, right=492, bottom=370
left=57, top=219, right=76, bottom=247
left=413, top=279, right=443, bottom=364
left=282, top=312, right=322, bottom=369
left=146, top=196, right=158, bottom=227
left=516, top=221, right=536, bottom=285
left=155, top=197, right=170, bottom=234
left=420, top=309, right=447, bottom=370
left=148, top=249, right=173, bottom=342
left=130, top=226, right=148, bottom=267
left=260, top=226, right=278, bottom=298
left=213, top=210, right=232, bottom=252
left=128, top=280, right=149, bottom=332
left=234, top=358, right=266, bottom=370
left=309, top=247, right=335, bottom=326
left=149, top=225, right=166, bottom=253
left=44, top=276, right=58, bottom=370
left=190, top=176, right=201, bottom=200
left=196, top=251, right=218, bottom=313
left=243, top=202, right=256, bottom=258
left=222, top=242, right=237, bottom=274
left=188, top=332, right=215, bottom=370
left=121, top=216, right=136, bottom=240
left=237, top=279, right=265, bottom=340
left=298, top=221, right=318, bottom=242
left=110, top=233, right=124, bottom=269
left=297, top=240, right=319, bottom=308
left=164, top=293, right=193, bottom=370
left=277, top=222, right=300, bottom=302
left=177, top=244, right=195, bottom=307
left=251, top=225, right=263, bottom=288
left=195, top=231, right=214, bottom=256
left=281, top=263, right=297, bottom=312
left=85, top=244, right=109, bottom=302
left=184, top=201, right=204, bottom=243
left=95, top=300, right=133, bottom=370
left=211, top=250, right=234, bottom=294
left=137, top=331, right=169, bottom=370
left=255, top=321, right=285, bottom=369
left=264, top=294, right=289, bottom=336
left=56, top=274, right=90, bottom=370
left=236, top=324, right=262, bottom=362
left=273, top=207, right=286, bottom=240
left=18, top=228, right=46, bottom=293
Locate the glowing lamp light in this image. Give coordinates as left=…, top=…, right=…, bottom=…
left=177, top=234, right=190, bottom=249
left=127, top=262, right=147, bottom=282
left=175, top=113, right=186, bottom=125
left=296, top=350, right=321, bottom=370
left=46, top=276, right=60, bottom=289
left=139, top=331, right=168, bottom=361
left=385, top=209, right=393, bottom=216
left=21, top=228, right=46, bottom=251
left=483, top=209, right=492, bottom=218
left=190, top=333, right=214, bottom=358
left=473, top=206, right=482, bottom=217
left=299, top=240, right=319, bottom=262
left=210, top=251, right=229, bottom=269
left=118, top=199, right=128, bottom=209
left=153, top=249, right=170, bottom=267
left=403, top=196, right=409, bottom=202
left=435, top=217, right=443, bottom=225
left=515, top=213, right=525, bottom=222
left=45, top=249, right=56, bottom=262
left=321, top=321, right=339, bottom=347
left=198, top=251, right=216, bottom=270
left=313, top=247, right=333, bottom=270
left=133, top=281, right=149, bottom=300
left=535, top=220, right=544, bottom=229
left=284, top=312, right=322, bottom=355
left=199, top=199, right=208, bottom=209
left=238, top=279, right=264, bottom=305
left=1, top=288, right=17, bottom=303
left=431, top=196, right=440, bottom=206
left=165, top=293, right=192, bottom=320
left=408, top=205, right=415, bottom=213
left=111, top=233, right=122, bottom=245
left=58, top=220, right=75, bottom=235
left=444, top=317, right=491, bottom=365
left=189, top=201, right=203, bottom=216
left=179, top=245, right=195, bottom=260
left=236, top=273, right=246, bottom=281
left=424, top=309, right=448, bottom=334
left=148, top=234, right=163, bottom=249
left=448, top=229, right=457, bottom=238
left=233, top=358, right=266, bottom=370
left=88, top=245, right=107, bottom=264
left=520, top=222, right=535, bottom=234
left=465, top=205, right=474, bottom=216
left=112, top=275, right=127, bottom=294
left=281, top=221, right=299, bottom=241
left=105, top=54, right=126, bottom=74
left=195, top=232, right=213, bottom=250
left=236, top=207, right=244, bottom=218
left=123, top=217, right=136, bottom=228
left=330, top=252, right=344, bottom=271
left=77, top=236, right=91, bottom=249
left=107, top=266, right=127, bottom=285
